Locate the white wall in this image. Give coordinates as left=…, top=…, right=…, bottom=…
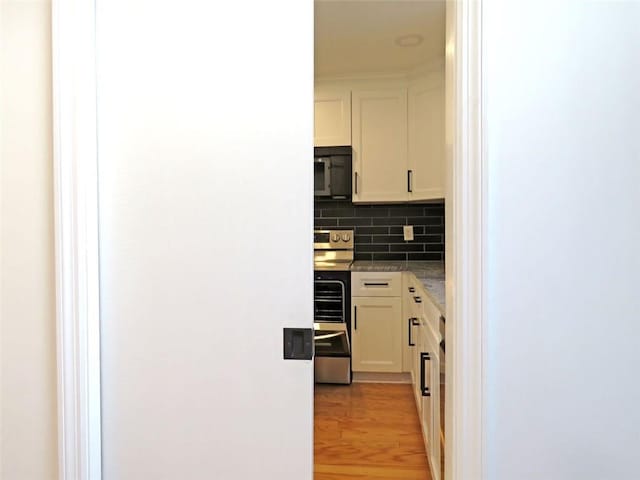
left=0, top=1, right=59, bottom=479
left=484, top=1, right=640, bottom=478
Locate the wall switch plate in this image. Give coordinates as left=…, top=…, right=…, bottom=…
left=403, top=225, right=414, bottom=241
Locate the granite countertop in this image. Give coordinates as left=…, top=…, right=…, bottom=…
left=351, top=261, right=445, bottom=315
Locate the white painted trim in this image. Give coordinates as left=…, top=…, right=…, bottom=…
left=52, top=0, right=102, bottom=479
left=352, top=372, right=412, bottom=384
left=316, top=57, right=445, bottom=84
left=446, top=1, right=485, bottom=480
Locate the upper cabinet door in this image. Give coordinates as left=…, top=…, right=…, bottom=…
left=314, top=88, right=352, bottom=146
left=352, top=89, right=408, bottom=203
left=408, top=82, right=445, bottom=200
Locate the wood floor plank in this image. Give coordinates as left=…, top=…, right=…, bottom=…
left=315, top=383, right=432, bottom=480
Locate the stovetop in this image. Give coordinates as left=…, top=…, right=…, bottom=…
left=313, top=260, right=353, bottom=272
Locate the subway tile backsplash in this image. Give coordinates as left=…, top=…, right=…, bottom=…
left=314, top=200, right=445, bottom=262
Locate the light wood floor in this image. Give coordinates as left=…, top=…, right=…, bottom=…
left=314, top=383, right=432, bottom=480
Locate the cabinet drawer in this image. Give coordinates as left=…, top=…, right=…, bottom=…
left=413, top=289, right=442, bottom=343
left=351, top=272, right=402, bottom=297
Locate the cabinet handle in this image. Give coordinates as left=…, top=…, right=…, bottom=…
left=354, top=172, right=359, bottom=195
left=408, top=318, right=416, bottom=346
left=413, top=296, right=422, bottom=303
left=408, top=287, right=415, bottom=293
left=407, top=170, right=413, bottom=193
left=354, top=305, right=357, bottom=330
left=364, top=282, right=389, bottom=287
left=420, top=352, right=431, bottom=397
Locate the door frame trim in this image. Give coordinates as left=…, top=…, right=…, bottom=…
left=50, top=0, right=486, bottom=479
left=52, top=0, right=102, bottom=478
left=445, top=1, right=486, bottom=480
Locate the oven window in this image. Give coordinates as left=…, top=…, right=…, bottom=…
left=314, top=280, right=345, bottom=322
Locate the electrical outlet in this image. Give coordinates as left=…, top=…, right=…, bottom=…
left=403, top=225, right=414, bottom=241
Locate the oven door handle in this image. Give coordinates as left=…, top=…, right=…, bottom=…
left=314, top=331, right=347, bottom=341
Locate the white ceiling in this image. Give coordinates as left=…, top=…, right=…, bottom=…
left=315, top=0, right=445, bottom=78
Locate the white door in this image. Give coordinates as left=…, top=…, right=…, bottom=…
left=95, top=1, right=313, bottom=479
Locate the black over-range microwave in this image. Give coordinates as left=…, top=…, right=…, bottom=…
left=314, top=146, right=352, bottom=199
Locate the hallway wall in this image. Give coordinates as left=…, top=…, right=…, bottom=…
left=0, top=1, right=58, bottom=478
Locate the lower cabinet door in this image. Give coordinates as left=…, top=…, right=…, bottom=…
left=351, top=296, right=402, bottom=372
left=420, top=334, right=441, bottom=480
left=429, top=346, right=442, bottom=480
left=412, top=323, right=425, bottom=415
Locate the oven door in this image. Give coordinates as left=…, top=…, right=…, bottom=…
left=314, top=322, right=350, bottom=357
left=314, top=157, right=331, bottom=196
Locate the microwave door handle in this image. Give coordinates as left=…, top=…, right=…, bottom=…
left=324, top=160, right=331, bottom=194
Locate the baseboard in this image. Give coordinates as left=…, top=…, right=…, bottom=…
left=352, top=372, right=412, bottom=384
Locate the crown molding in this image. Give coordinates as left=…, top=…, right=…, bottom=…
left=316, top=56, right=445, bottom=85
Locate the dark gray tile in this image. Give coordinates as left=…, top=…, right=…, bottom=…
left=408, top=216, right=443, bottom=225
left=338, top=217, right=372, bottom=226
left=365, top=206, right=391, bottom=217
left=390, top=244, right=425, bottom=252
left=371, top=235, right=405, bottom=244
left=372, top=217, right=407, bottom=226
left=316, top=199, right=444, bottom=259
left=354, top=252, right=373, bottom=261
left=415, top=235, right=443, bottom=243
left=372, top=253, right=407, bottom=261
left=389, top=206, right=424, bottom=217
left=357, top=244, right=390, bottom=253
left=314, top=199, right=340, bottom=208
left=315, top=219, right=337, bottom=227
left=408, top=252, right=443, bottom=261
left=424, top=206, right=445, bottom=216
left=357, top=226, right=389, bottom=235
left=322, top=207, right=356, bottom=217
left=354, top=235, right=372, bottom=244
left=425, top=225, right=445, bottom=234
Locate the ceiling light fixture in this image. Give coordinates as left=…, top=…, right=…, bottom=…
left=395, top=34, right=424, bottom=47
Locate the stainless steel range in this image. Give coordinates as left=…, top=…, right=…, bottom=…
left=313, top=230, right=353, bottom=384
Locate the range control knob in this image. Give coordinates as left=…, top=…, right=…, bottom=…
left=331, top=233, right=341, bottom=242
left=341, top=233, right=351, bottom=242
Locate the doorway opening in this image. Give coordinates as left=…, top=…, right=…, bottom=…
left=313, top=2, right=447, bottom=479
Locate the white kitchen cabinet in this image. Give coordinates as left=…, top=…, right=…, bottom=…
left=421, top=324, right=441, bottom=480
left=352, top=271, right=402, bottom=297
left=314, top=87, right=351, bottom=147
left=402, top=273, right=420, bottom=373
left=351, top=88, right=408, bottom=203
left=411, top=317, right=425, bottom=415
left=351, top=296, right=402, bottom=373
left=408, top=81, right=445, bottom=200
left=315, top=72, right=444, bottom=203
left=404, top=272, right=443, bottom=480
